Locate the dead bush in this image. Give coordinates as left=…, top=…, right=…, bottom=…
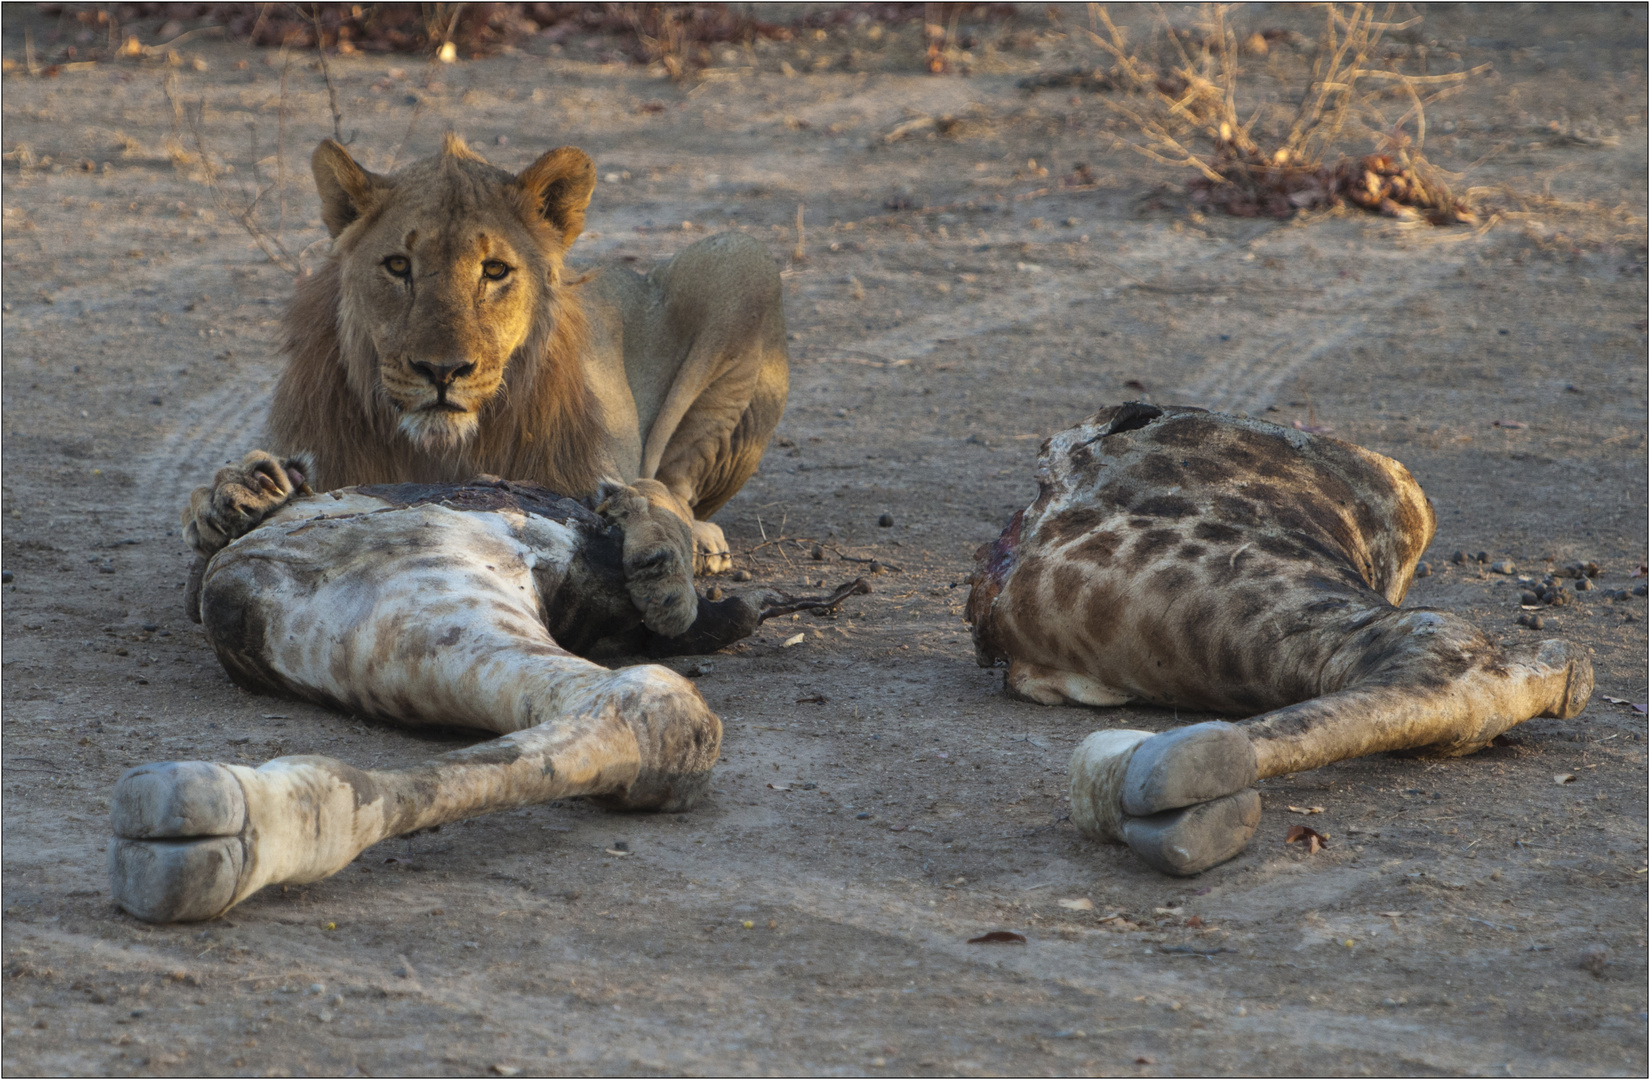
left=1084, top=3, right=1485, bottom=224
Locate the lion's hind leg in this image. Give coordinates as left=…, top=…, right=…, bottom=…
left=641, top=233, right=789, bottom=574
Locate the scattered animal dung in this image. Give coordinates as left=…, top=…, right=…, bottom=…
left=732, top=569, right=753, bottom=582
left=1413, top=561, right=1431, bottom=578
left=877, top=513, right=894, bottom=527
left=811, top=544, right=825, bottom=560
left=1451, top=550, right=1466, bottom=564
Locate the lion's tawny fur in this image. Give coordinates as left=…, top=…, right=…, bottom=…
left=270, top=220, right=606, bottom=497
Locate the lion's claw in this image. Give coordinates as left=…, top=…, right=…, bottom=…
left=182, top=450, right=310, bottom=560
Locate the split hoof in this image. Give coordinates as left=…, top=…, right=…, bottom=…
left=1070, top=724, right=1261, bottom=877
left=109, top=762, right=248, bottom=923
left=1121, top=789, right=1262, bottom=876
left=1120, top=721, right=1258, bottom=816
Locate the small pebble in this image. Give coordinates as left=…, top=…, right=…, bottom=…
left=855, top=812, right=871, bottom=819
left=1634, top=584, right=1648, bottom=597
left=811, top=544, right=824, bottom=560
left=1451, top=550, right=1466, bottom=565
left=877, top=513, right=894, bottom=527
left=1414, top=562, right=1431, bottom=578
left=1, top=571, right=12, bottom=584
left=1579, top=943, right=1611, bottom=975
left=732, top=570, right=752, bottom=583
left=1491, top=560, right=1516, bottom=575
left=1575, top=578, right=1593, bottom=592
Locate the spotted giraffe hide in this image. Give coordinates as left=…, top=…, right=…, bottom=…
left=967, top=403, right=1592, bottom=875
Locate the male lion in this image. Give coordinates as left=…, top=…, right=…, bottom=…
left=188, top=134, right=788, bottom=638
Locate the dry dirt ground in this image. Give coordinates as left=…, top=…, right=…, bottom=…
left=2, top=5, right=1647, bottom=1076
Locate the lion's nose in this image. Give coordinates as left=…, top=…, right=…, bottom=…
left=411, top=360, right=475, bottom=387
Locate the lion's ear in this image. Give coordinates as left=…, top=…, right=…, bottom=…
left=516, top=147, right=596, bottom=247
left=312, top=139, right=383, bottom=238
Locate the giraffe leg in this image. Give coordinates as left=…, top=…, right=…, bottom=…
left=1068, top=618, right=1593, bottom=877
left=110, top=664, right=718, bottom=923
left=112, top=506, right=720, bottom=922
left=1244, top=635, right=1592, bottom=779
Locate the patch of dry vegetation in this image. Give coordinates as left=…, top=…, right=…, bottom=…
left=1083, top=2, right=1483, bottom=224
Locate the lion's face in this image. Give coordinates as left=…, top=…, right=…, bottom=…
left=313, top=136, right=595, bottom=452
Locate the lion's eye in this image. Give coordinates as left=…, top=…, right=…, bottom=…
left=383, top=255, right=411, bottom=277
left=481, top=260, right=511, bottom=281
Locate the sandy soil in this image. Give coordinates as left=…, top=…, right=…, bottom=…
left=2, top=5, right=1646, bottom=1075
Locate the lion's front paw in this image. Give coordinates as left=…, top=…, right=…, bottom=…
left=692, top=520, right=733, bottom=576
left=598, top=484, right=699, bottom=639
left=183, top=450, right=311, bottom=559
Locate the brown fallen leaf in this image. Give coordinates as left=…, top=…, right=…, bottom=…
left=1286, top=805, right=1325, bottom=815
left=1285, top=825, right=1328, bottom=853
left=967, top=930, right=1027, bottom=944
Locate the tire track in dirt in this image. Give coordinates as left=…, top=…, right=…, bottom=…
left=136, top=364, right=278, bottom=514
left=1177, top=247, right=1464, bottom=415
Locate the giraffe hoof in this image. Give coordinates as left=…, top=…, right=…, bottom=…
left=1120, top=721, right=1257, bottom=817
left=109, top=762, right=248, bottom=923
left=1538, top=640, right=1594, bottom=719
left=1121, top=788, right=1261, bottom=876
